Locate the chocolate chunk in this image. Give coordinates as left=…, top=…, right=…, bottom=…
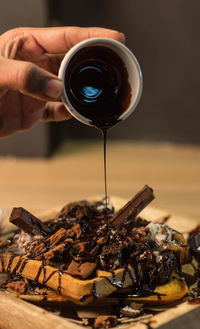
left=9, top=207, right=50, bottom=236
left=189, top=231, right=200, bottom=261
left=109, top=185, right=154, bottom=228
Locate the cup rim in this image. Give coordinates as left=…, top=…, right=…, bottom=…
left=59, top=37, right=143, bottom=127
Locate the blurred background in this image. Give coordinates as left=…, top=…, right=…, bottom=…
left=0, top=0, right=199, bottom=156
left=0, top=0, right=199, bottom=220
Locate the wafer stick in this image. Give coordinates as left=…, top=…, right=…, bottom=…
left=109, top=185, right=154, bottom=228
left=9, top=207, right=50, bottom=236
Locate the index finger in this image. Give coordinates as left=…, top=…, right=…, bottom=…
left=14, top=26, right=125, bottom=55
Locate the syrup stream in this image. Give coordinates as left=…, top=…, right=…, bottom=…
left=102, top=129, right=108, bottom=209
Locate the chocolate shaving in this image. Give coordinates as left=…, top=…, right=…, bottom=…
left=109, top=185, right=154, bottom=228
left=9, top=207, right=50, bottom=236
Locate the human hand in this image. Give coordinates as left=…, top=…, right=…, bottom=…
left=0, top=26, right=125, bottom=137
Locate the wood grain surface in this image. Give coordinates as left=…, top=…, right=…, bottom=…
left=0, top=142, right=199, bottom=219
left=0, top=291, right=81, bottom=329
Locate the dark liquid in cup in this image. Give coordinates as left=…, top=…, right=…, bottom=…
left=64, top=46, right=131, bottom=129
left=64, top=46, right=132, bottom=207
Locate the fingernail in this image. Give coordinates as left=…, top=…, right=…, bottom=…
left=45, top=79, right=63, bottom=99
left=119, top=32, right=126, bottom=43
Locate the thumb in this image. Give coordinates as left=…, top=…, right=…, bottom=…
left=0, top=57, right=63, bottom=100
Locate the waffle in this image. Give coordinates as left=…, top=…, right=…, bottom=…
left=0, top=187, right=191, bottom=306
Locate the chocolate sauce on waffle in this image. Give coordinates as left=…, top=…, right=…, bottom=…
left=10, top=257, right=23, bottom=276
left=1, top=189, right=188, bottom=306
left=6, top=255, right=15, bottom=272
left=18, top=258, right=29, bottom=276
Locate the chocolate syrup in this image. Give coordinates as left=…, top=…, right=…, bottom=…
left=35, top=261, right=46, bottom=282
left=11, top=257, right=24, bottom=276
left=57, top=270, right=62, bottom=294
left=65, top=46, right=131, bottom=129
left=4, top=255, right=25, bottom=276
left=18, top=258, right=29, bottom=276
left=103, top=129, right=108, bottom=206
left=64, top=46, right=132, bottom=204
left=6, top=255, right=16, bottom=272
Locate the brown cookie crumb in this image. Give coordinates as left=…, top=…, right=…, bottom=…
left=66, top=260, right=97, bottom=279
left=6, top=278, right=27, bottom=294
left=94, top=315, right=117, bottom=329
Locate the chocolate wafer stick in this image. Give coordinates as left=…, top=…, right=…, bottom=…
left=9, top=207, right=50, bottom=236
left=109, top=185, right=154, bottom=228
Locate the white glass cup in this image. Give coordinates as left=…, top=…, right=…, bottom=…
left=58, top=38, right=143, bottom=127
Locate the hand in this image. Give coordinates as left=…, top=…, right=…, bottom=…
left=0, top=26, right=125, bottom=137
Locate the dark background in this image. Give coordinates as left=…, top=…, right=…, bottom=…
left=0, top=0, right=199, bottom=156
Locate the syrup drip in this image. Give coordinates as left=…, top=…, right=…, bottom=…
left=11, top=257, right=24, bottom=276
left=92, top=281, right=99, bottom=299
left=35, top=261, right=46, bottom=282
left=34, top=262, right=63, bottom=294
left=65, top=46, right=132, bottom=210
left=102, top=129, right=108, bottom=209
left=57, top=270, right=62, bottom=294
left=80, top=268, right=139, bottom=302
left=80, top=281, right=99, bottom=303
left=18, top=258, right=29, bottom=276
left=126, top=266, right=137, bottom=285
left=1, top=255, right=29, bottom=277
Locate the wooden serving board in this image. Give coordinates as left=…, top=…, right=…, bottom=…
left=0, top=196, right=200, bottom=329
